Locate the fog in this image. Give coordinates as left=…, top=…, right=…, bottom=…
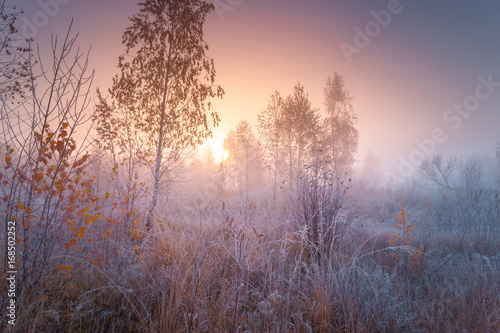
left=2, top=0, right=500, bottom=331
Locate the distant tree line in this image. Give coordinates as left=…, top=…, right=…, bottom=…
left=217, top=74, right=359, bottom=204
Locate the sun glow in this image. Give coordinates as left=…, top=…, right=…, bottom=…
left=202, top=138, right=228, bottom=165
left=213, top=141, right=228, bottom=164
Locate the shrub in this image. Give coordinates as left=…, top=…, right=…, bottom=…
left=294, top=159, right=355, bottom=261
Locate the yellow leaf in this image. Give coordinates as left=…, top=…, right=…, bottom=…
left=66, top=266, right=72, bottom=271
left=105, top=192, right=110, bottom=199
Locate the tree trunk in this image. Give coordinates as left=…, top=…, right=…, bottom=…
left=273, top=140, right=279, bottom=204
left=289, top=141, right=293, bottom=195
left=245, top=142, right=249, bottom=200
left=331, top=101, right=337, bottom=177
left=297, top=138, right=303, bottom=197
left=146, top=110, right=165, bottom=230
left=146, top=44, right=172, bottom=230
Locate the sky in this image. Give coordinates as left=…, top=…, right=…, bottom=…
left=13, top=0, right=500, bottom=179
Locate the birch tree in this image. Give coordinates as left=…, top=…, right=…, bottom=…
left=94, top=0, right=224, bottom=229
left=257, top=91, right=285, bottom=203
left=323, top=72, right=358, bottom=175
left=284, top=83, right=320, bottom=194
left=223, top=121, right=260, bottom=200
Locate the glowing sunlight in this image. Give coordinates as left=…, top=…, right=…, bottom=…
left=203, top=137, right=228, bottom=164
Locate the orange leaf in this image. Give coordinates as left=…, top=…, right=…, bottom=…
left=56, top=265, right=63, bottom=271
left=66, top=266, right=72, bottom=271
left=33, top=172, right=43, bottom=183
left=42, top=295, right=48, bottom=302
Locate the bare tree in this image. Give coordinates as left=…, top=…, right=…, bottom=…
left=361, top=150, right=381, bottom=185
left=0, top=24, right=95, bottom=297
left=419, top=154, right=459, bottom=190
left=0, top=0, right=30, bottom=103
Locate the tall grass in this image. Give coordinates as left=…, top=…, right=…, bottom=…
left=2, top=188, right=499, bottom=332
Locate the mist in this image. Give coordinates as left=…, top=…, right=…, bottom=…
left=2, top=0, right=499, bottom=331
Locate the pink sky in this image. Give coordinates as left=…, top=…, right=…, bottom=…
left=15, top=0, right=500, bottom=178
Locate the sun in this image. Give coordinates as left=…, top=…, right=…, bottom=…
left=211, top=140, right=228, bottom=164
left=202, top=137, right=228, bottom=165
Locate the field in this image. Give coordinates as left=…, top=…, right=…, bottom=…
left=2, top=1, right=500, bottom=332
left=2, top=172, right=499, bottom=332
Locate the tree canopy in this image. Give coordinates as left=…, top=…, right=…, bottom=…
left=94, top=0, right=224, bottom=228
